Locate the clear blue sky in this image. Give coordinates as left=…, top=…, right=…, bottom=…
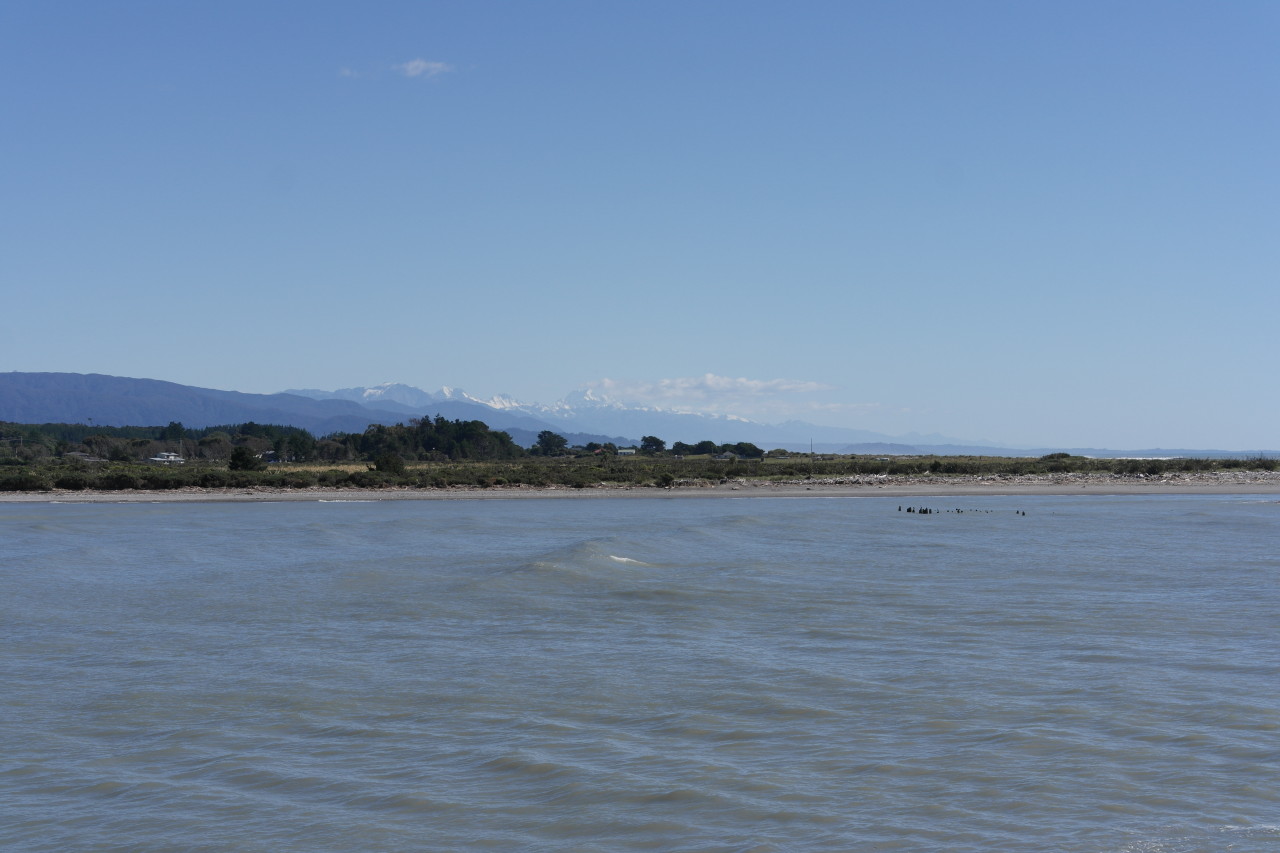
left=3, top=1, right=1276, bottom=448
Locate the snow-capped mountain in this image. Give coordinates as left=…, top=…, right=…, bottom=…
left=283, top=382, right=440, bottom=409
left=284, top=382, right=981, bottom=452
left=433, top=387, right=528, bottom=411
left=10, top=373, right=1261, bottom=457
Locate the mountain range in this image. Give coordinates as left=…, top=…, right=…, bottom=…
left=280, top=382, right=989, bottom=452
left=1, top=372, right=1272, bottom=459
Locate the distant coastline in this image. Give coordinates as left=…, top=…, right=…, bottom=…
left=5, top=470, right=1280, bottom=503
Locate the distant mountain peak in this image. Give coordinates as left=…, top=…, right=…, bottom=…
left=278, top=379, right=982, bottom=450
left=286, top=383, right=438, bottom=409
left=433, top=386, right=528, bottom=410
left=482, top=393, right=527, bottom=410
left=360, top=382, right=428, bottom=402
left=560, top=388, right=624, bottom=408
left=2, top=373, right=1267, bottom=457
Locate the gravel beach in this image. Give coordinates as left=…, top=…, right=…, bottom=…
left=4, top=470, right=1280, bottom=503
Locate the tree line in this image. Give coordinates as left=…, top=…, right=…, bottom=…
left=1, top=419, right=771, bottom=466
left=0, top=417, right=527, bottom=466
left=4, top=419, right=1276, bottom=495
left=527, top=430, right=765, bottom=459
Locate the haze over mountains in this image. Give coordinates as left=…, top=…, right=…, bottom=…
left=1, top=372, right=1272, bottom=459
left=283, top=381, right=983, bottom=453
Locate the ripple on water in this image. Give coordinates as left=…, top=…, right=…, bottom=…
left=3, top=495, right=1279, bottom=851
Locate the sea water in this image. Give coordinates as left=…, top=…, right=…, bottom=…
left=1, top=494, right=1277, bottom=852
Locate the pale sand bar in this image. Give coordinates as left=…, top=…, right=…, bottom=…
left=3, top=471, right=1280, bottom=503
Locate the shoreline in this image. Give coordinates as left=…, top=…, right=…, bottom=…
left=4, top=471, right=1280, bottom=503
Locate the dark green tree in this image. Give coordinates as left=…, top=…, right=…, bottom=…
left=535, top=430, right=569, bottom=456
left=229, top=446, right=265, bottom=471
left=374, top=452, right=406, bottom=474
left=286, top=430, right=317, bottom=462
left=640, top=435, right=666, bottom=454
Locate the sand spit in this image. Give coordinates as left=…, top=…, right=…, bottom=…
left=4, top=470, right=1280, bottom=503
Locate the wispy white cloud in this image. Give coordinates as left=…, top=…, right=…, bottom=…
left=338, top=59, right=455, bottom=82
left=395, top=58, right=453, bottom=78
left=580, top=373, right=838, bottom=418
left=802, top=401, right=884, bottom=415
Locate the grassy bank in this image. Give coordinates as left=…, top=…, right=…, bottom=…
left=1, top=453, right=1277, bottom=493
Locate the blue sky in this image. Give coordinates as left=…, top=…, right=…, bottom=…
left=3, top=1, right=1276, bottom=449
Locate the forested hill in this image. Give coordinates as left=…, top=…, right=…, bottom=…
left=0, top=372, right=632, bottom=448
left=0, top=372, right=402, bottom=434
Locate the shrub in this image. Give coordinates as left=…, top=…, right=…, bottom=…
left=317, top=469, right=348, bottom=487
left=54, top=471, right=93, bottom=490
left=374, top=453, right=407, bottom=475
left=99, top=471, right=142, bottom=490
left=224, top=471, right=263, bottom=488
left=199, top=469, right=233, bottom=488
left=0, top=471, right=51, bottom=491
left=138, top=470, right=186, bottom=489
left=561, top=471, right=598, bottom=488
left=347, top=470, right=390, bottom=488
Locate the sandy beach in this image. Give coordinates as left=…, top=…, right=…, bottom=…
left=4, top=471, right=1280, bottom=503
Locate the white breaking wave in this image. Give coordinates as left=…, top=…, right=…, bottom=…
left=608, top=555, right=653, bottom=566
